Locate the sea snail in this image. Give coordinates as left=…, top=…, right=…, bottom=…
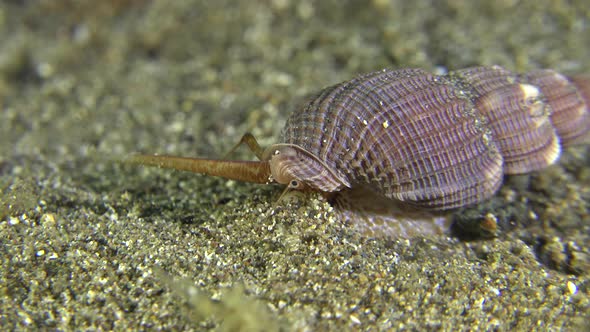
left=128, top=66, right=590, bottom=238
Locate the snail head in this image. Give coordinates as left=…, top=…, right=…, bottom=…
left=125, top=134, right=349, bottom=194
left=263, top=144, right=350, bottom=193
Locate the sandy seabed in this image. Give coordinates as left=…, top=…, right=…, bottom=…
left=1, top=1, right=589, bottom=330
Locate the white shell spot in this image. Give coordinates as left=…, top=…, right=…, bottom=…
left=519, top=83, right=540, bottom=100
left=482, top=132, right=491, bottom=145
left=382, top=120, right=390, bottom=129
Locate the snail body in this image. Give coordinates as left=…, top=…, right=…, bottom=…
left=129, top=66, right=590, bottom=237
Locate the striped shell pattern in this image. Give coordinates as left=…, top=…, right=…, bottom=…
left=129, top=65, right=590, bottom=237
left=278, top=66, right=590, bottom=213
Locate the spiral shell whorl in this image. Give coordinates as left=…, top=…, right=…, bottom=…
left=524, top=70, right=590, bottom=146
left=448, top=66, right=561, bottom=174
left=281, top=66, right=590, bottom=211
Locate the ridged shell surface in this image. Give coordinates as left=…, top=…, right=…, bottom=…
left=523, top=70, right=590, bottom=145
left=281, top=66, right=590, bottom=210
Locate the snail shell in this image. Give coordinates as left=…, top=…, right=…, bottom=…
left=129, top=65, right=590, bottom=237
left=279, top=66, right=589, bottom=211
